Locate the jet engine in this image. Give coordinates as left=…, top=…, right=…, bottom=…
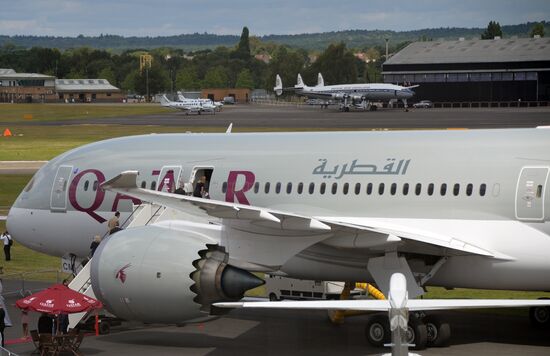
left=90, top=224, right=264, bottom=324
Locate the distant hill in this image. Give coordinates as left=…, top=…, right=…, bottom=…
left=0, top=21, right=547, bottom=51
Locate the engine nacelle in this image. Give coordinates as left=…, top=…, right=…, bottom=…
left=90, top=224, right=263, bottom=324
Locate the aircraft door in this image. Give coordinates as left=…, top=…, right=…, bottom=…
left=157, top=166, right=182, bottom=193
left=515, top=167, right=549, bottom=221
left=50, top=165, right=73, bottom=212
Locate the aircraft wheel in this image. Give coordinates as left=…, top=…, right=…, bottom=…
left=425, top=315, right=451, bottom=347
left=269, top=293, right=278, bottom=301
left=99, top=321, right=111, bottom=335
left=406, top=315, right=428, bottom=350
left=530, top=299, right=550, bottom=329
left=365, top=314, right=390, bottom=347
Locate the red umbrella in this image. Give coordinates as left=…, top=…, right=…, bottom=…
left=16, top=284, right=103, bottom=315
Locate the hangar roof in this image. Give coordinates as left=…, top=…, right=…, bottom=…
left=0, top=68, right=55, bottom=80
left=385, top=37, right=550, bottom=65
left=55, top=79, right=120, bottom=92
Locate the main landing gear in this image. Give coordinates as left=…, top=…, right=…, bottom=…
left=365, top=312, right=451, bottom=350
left=529, top=298, right=550, bottom=329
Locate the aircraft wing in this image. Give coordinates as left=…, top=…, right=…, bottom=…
left=102, top=171, right=500, bottom=264
left=214, top=298, right=550, bottom=312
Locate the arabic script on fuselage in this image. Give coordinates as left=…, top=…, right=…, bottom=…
left=312, top=158, right=411, bottom=179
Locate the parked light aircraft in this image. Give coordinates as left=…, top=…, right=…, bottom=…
left=177, top=92, right=223, bottom=111
left=160, top=94, right=216, bottom=114
left=7, top=128, right=550, bottom=350
left=274, top=73, right=416, bottom=111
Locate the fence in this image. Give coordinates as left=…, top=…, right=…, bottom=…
left=1, top=269, right=63, bottom=297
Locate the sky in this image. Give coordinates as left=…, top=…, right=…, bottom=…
left=1, top=0, right=549, bottom=37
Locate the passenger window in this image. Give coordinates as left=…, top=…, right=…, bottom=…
left=151, top=181, right=156, bottom=190
left=390, top=183, right=397, bottom=195
left=309, top=183, right=315, bottom=194
left=222, top=182, right=227, bottom=193
left=298, top=182, right=304, bottom=194
left=402, top=183, right=409, bottom=195
left=254, top=182, right=260, bottom=194
left=378, top=183, right=385, bottom=195
left=440, top=183, right=447, bottom=196
left=428, top=183, right=434, bottom=196
left=479, top=183, right=486, bottom=196
left=415, top=183, right=422, bottom=196
left=320, top=183, right=326, bottom=194
left=343, top=183, right=349, bottom=195
left=453, top=183, right=460, bottom=196
left=354, top=183, right=361, bottom=195
left=275, top=182, right=281, bottom=194
left=264, top=182, right=270, bottom=194
left=286, top=182, right=292, bottom=194
left=141, top=181, right=146, bottom=189
left=331, top=183, right=338, bottom=195
left=84, top=180, right=89, bottom=191
left=367, top=183, right=373, bottom=195
left=466, top=183, right=473, bottom=196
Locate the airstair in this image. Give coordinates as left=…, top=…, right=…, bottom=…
left=67, top=203, right=171, bottom=329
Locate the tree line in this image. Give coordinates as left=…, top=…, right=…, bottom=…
left=0, top=22, right=545, bottom=97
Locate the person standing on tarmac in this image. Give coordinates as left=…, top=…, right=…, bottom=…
left=0, top=231, right=12, bottom=261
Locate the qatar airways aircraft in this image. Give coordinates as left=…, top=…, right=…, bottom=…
left=274, top=73, right=416, bottom=111
left=7, top=128, right=550, bottom=350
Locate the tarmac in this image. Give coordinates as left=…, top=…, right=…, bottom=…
left=2, top=105, right=550, bottom=355
left=6, top=104, right=550, bottom=129
left=1, top=280, right=549, bottom=355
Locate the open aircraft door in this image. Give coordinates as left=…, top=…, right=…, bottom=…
left=157, top=166, right=182, bottom=193
left=515, top=167, right=549, bottom=221
left=50, top=165, right=73, bottom=212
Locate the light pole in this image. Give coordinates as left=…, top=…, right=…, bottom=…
left=140, top=54, right=152, bottom=102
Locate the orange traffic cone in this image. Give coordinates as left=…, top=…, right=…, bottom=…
left=3, top=128, right=12, bottom=137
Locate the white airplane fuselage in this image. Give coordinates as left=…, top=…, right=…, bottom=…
left=297, top=83, right=415, bottom=102
left=7, top=129, right=550, bottom=292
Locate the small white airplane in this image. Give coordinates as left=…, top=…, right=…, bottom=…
left=7, top=127, right=550, bottom=351
left=160, top=94, right=216, bottom=115
left=177, top=92, right=223, bottom=111
left=274, top=73, right=417, bottom=111
left=216, top=273, right=550, bottom=355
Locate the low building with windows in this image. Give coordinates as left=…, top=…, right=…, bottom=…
left=0, top=69, right=122, bottom=103
left=55, top=79, right=122, bottom=102
left=201, top=88, right=251, bottom=103
left=382, top=37, right=550, bottom=103
left=0, top=68, right=56, bottom=103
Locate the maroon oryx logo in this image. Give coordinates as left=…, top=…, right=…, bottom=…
left=115, top=263, right=131, bottom=283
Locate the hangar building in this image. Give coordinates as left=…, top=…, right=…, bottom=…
left=382, top=37, right=550, bottom=104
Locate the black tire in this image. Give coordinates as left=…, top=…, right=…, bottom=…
left=365, top=314, right=390, bottom=347
left=530, top=299, right=550, bottom=329
left=269, top=293, right=278, bottom=301
left=425, top=315, right=451, bottom=347
left=407, top=315, right=428, bottom=350
left=99, top=321, right=111, bottom=335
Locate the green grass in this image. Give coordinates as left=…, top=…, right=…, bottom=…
left=0, top=125, right=354, bottom=161
left=0, top=103, right=171, bottom=123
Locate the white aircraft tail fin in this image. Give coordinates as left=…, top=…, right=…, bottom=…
left=295, top=73, right=305, bottom=89
left=160, top=95, right=171, bottom=106
left=317, top=73, right=324, bottom=87
left=274, top=74, right=283, bottom=96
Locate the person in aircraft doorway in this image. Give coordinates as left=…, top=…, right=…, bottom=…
left=193, top=176, right=209, bottom=198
